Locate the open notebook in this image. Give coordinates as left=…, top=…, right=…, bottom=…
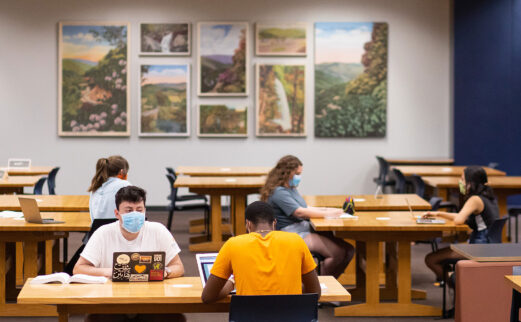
left=30, top=272, right=107, bottom=284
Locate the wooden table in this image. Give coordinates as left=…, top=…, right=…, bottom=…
left=505, top=275, right=521, bottom=322
left=311, top=212, right=469, bottom=316
left=17, top=276, right=350, bottom=320
left=303, top=194, right=431, bottom=211
left=384, top=158, right=454, bottom=166
left=7, top=167, right=54, bottom=176
left=451, top=244, right=521, bottom=262
left=0, top=195, right=89, bottom=212
left=176, top=166, right=271, bottom=177
left=392, top=165, right=506, bottom=177
left=174, top=176, right=265, bottom=251
left=0, top=176, right=42, bottom=194
left=0, top=212, right=91, bottom=317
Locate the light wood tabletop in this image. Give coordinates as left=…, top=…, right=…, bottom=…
left=303, top=194, right=431, bottom=211
left=175, top=166, right=271, bottom=177
left=392, top=165, right=506, bottom=177
left=17, top=276, right=350, bottom=320
left=0, top=212, right=91, bottom=232
left=7, top=166, right=55, bottom=176
left=0, top=195, right=89, bottom=212
left=310, top=212, right=468, bottom=317
left=451, top=244, right=521, bottom=262
left=384, top=158, right=454, bottom=165
left=505, top=275, right=521, bottom=294
left=174, top=176, right=266, bottom=188
left=0, top=176, right=42, bottom=194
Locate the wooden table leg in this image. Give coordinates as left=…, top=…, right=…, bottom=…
left=233, top=194, right=246, bottom=236
left=15, top=243, right=23, bottom=286
left=58, top=305, right=69, bottom=322
left=0, top=241, right=5, bottom=305
left=23, top=241, right=38, bottom=283
left=189, top=194, right=225, bottom=252
left=45, top=240, right=53, bottom=275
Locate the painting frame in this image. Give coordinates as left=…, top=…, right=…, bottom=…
left=58, top=21, right=130, bottom=137
left=138, top=63, right=191, bottom=137
left=255, top=22, right=307, bottom=56
left=139, top=22, right=191, bottom=56
left=197, top=21, right=249, bottom=97
left=197, top=103, right=248, bottom=137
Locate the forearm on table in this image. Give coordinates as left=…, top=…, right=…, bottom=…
left=294, top=207, right=336, bottom=219
left=73, top=264, right=111, bottom=277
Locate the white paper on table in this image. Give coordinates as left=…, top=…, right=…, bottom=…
left=172, top=284, right=192, bottom=288
left=220, top=168, right=231, bottom=171
left=441, top=168, right=452, bottom=172
left=225, top=178, right=237, bottom=182
left=376, top=217, right=391, bottom=220
left=354, top=198, right=365, bottom=202
left=320, top=283, right=327, bottom=289
left=0, top=211, right=23, bottom=218
left=339, top=214, right=358, bottom=219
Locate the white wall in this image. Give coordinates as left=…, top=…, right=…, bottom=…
left=0, top=0, right=452, bottom=205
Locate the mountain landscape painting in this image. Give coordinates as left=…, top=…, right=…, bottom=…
left=198, top=22, right=248, bottom=96
left=256, top=23, right=307, bottom=56
left=140, top=64, right=189, bottom=136
left=198, top=104, right=247, bottom=137
left=256, top=64, right=305, bottom=136
left=59, top=22, right=130, bottom=136
left=314, top=22, right=388, bottom=138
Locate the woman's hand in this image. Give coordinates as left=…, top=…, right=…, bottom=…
left=422, top=211, right=439, bottom=219
left=326, top=208, right=344, bottom=216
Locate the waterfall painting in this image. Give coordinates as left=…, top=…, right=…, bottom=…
left=140, top=23, right=190, bottom=56
left=255, top=23, right=307, bottom=56
left=197, top=22, right=248, bottom=96
left=58, top=22, right=130, bottom=136
left=198, top=104, right=247, bottom=137
left=314, top=22, right=388, bottom=138
left=139, top=64, right=189, bottom=136
left=256, top=64, right=306, bottom=136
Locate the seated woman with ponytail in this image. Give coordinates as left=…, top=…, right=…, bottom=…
left=261, top=155, right=354, bottom=278
left=423, top=166, right=499, bottom=281
left=88, top=156, right=131, bottom=221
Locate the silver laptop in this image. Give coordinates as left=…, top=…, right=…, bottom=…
left=195, top=253, right=235, bottom=293
left=18, top=197, right=64, bottom=224
left=407, top=198, right=445, bottom=224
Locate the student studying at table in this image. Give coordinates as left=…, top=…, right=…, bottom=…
left=88, top=155, right=131, bottom=221
left=261, top=155, right=354, bottom=278
left=74, top=186, right=185, bottom=322
left=201, top=201, right=321, bottom=303
left=423, top=166, right=499, bottom=282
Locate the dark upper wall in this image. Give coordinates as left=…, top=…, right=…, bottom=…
left=454, top=0, right=521, bottom=203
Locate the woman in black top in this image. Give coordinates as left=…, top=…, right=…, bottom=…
left=424, top=166, right=499, bottom=281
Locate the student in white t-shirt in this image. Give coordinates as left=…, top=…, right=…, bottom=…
left=75, top=186, right=185, bottom=322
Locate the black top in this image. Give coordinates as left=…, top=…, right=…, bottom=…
left=465, top=195, right=499, bottom=231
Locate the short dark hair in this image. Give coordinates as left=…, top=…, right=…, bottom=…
left=245, top=201, right=275, bottom=225
left=115, top=186, right=147, bottom=210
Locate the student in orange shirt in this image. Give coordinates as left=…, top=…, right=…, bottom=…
left=201, top=201, right=321, bottom=303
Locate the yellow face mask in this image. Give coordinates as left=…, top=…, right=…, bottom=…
left=458, top=180, right=466, bottom=195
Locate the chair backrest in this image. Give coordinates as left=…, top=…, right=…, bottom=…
left=166, top=167, right=176, bottom=179
left=85, top=218, right=118, bottom=244
left=47, top=167, right=60, bottom=195
left=487, top=217, right=508, bottom=243
left=429, top=197, right=442, bottom=211
left=33, top=177, right=47, bottom=195
left=391, top=168, right=407, bottom=194
left=376, top=156, right=390, bottom=183
left=410, top=174, right=426, bottom=198
left=229, top=294, right=318, bottom=322
left=166, top=173, right=178, bottom=203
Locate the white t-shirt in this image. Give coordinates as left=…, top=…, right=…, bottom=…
left=80, top=221, right=181, bottom=268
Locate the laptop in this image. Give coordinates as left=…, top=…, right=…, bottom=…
left=19, top=197, right=64, bottom=224
left=112, top=251, right=165, bottom=282
left=406, top=198, right=445, bottom=224
left=196, top=253, right=235, bottom=293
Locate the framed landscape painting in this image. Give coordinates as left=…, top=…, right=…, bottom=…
left=140, top=23, right=190, bottom=56
left=314, top=22, right=388, bottom=138
left=256, top=64, right=306, bottom=136
left=197, top=22, right=248, bottom=96
left=255, top=23, right=307, bottom=56
left=58, top=22, right=130, bottom=136
left=139, top=64, right=190, bottom=136
left=198, top=104, right=247, bottom=137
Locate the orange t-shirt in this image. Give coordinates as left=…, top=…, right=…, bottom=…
left=210, top=231, right=317, bottom=295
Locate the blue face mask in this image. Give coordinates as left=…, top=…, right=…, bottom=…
left=121, top=211, right=145, bottom=233
left=289, top=174, right=302, bottom=187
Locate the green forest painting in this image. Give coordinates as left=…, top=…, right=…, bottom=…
left=256, top=23, right=307, bottom=56
left=59, top=22, right=129, bottom=136
left=140, top=65, right=189, bottom=136
left=198, top=22, right=248, bottom=96
left=257, top=64, right=305, bottom=136
left=198, top=104, right=247, bottom=137
left=314, top=22, right=388, bottom=138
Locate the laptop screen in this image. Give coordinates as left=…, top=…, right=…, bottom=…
left=196, top=253, right=218, bottom=286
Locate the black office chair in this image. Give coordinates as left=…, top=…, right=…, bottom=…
left=64, top=218, right=117, bottom=275
left=391, top=168, right=408, bottom=194
left=373, top=156, right=395, bottom=193
left=311, top=252, right=325, bottom=275
left=33, top=177, right=47, bottom=195
left=166, top=173, right=209, bottom=232
left=47, top=167, right=60, bottom=195
left=410, top=174, right=458, bottom=212
left=441, top=217, right=508, bottom=318
left=229, top=293, right=319, bottom=322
